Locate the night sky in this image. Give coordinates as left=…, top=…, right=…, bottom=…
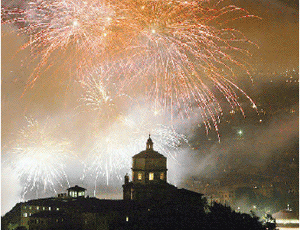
left=1, top=0, right=298, bottom=216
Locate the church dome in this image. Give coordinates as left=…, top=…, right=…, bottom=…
left=133, top=149, right=165, bottom=159
left=123, top=136, right=168, bottom=200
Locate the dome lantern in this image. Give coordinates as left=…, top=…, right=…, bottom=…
left=146, top=134, right=153, bottom=150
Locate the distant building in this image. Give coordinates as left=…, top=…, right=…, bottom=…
left=182, top=177, right=236, bottom=207
left=273, top=206, right=299, bottom=230
left=207, top=188, right=236, bottom=206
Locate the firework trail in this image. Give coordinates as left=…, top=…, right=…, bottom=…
left=3, top=117, right=74, bottom=198
left=2, top=0, right=127, bottom=87
left=75, top=68, right=139, bottom=139
left=110, top=0, right=259, bottom=130
left=2, top=0, right=259, bottom=134
left=76, top=69, right=118, bottom=118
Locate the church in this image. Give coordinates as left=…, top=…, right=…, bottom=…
left=122, top=135, right=206, bottom=206
left=2, top=136, right=205, bottom=230
left=123, top=135, right=180, bottom=201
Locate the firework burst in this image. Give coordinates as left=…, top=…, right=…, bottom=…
left=2, top=0, right=129, bottom=87
left=110, top=0, right=259, bottom=128
left=3, top=117, right=74, bottom=198
left=75, top=68, right=136, bottom=135
left=2, top=0, right=259, bottom=135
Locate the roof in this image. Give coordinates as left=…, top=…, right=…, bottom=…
left=19, top=197, right=143, bottom=213
left=133, top=149, right=166, bottom=159
left=178, top=188, right=204, bottom=197
left=67, top=185, right=86, bottom=191
left=132, top=181, right=176, bottom=189
left=272, top=209, right=299, bottom=220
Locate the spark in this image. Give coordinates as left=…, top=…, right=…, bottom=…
left=3, top=117, right=74, bottom=198
left=77, top=76, right=114, bottom=113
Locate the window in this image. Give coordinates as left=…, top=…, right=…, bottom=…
left=138, top=173, right=142, bottom=180
left=160, top=173, right=164, bottom=180
left=49, top=207, right=51, bottom=211
left=126, top=216, right=129, bottom=222
left=78, top=191, right=84, bottom=196
left=24, top=213, right=28, bottom=217
left=37, top=206, right=39, bottom=210
left=149, top=172, right=154, bottom=181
